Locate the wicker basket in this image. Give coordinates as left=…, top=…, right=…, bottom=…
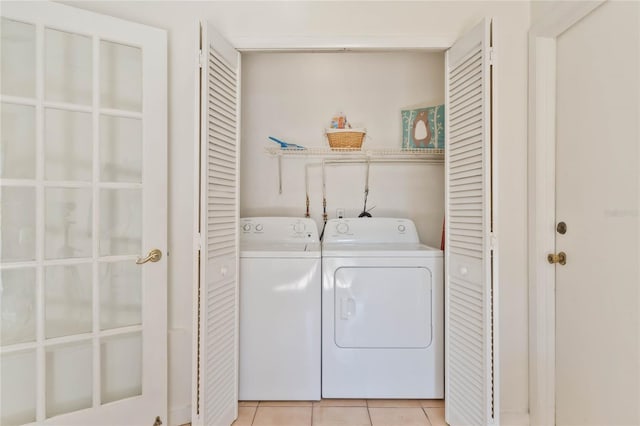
left=326, top=128, right=366, bottom=150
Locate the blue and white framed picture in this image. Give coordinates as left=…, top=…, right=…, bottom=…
left=401, top=104, right=445, bottom=149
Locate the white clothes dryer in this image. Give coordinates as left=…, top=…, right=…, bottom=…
left=322, top=218, right=443, bottom=399
left=239, top=217, right=321, bottom=401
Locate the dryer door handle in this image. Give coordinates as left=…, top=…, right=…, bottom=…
left=341, top=297, right=356, bottom=320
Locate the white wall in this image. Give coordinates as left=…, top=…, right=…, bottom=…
left=64, top=2, right=531, bottom=424
left=241, top=51, right=444, bottom=246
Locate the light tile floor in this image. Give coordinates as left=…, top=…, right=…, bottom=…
left=232, top=399, right=446, bottom=426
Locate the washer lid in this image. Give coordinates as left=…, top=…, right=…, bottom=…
left=240, top=241, right=321, bottom=258
left=322, top=242, right=443, bottom=258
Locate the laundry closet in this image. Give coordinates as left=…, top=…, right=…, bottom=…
left=197, top=20, right=497, bottom=426
left=240, top=51, right=445, bottom=246
left=239, top=50, right=446, bottom=403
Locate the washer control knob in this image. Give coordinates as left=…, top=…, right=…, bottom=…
left=255, top=224, right=263, bottom=232
left=336, top=223, right=349, bottom=234
left=242, top=223, right=251, bottom=232
left=398, top=224, right=406, bottom=232
left=293, top=223, right=306, bottom=233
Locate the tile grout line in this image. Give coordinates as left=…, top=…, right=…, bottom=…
left=366, top=401, right=373, bottom=426
left=250, top=404, right=258, bottom=426
left=422, top=406, right=432, bottom=426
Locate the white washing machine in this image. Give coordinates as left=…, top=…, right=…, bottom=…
left=239, top=217, right=321, bottom=401
left=322, top=218, right=444, bottom=399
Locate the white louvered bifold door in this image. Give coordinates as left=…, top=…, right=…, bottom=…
left=444, top=18, right=498, bottom=426
left=197, top=22, right=240, bottom=426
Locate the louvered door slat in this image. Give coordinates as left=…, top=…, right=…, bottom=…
left=199, top=22, right=239, bottom=426
left=451, top=147, right=483, bottom=163
left=210, top=68, right=236, bottom=89
left=208, top=60, right=236, bottom=85
left=209, top=106, right=237, bottom=128
left=209, top=192, right=235, bottom=200
left=451, top=167, right=483, bottom=180
left=450, top=311, right=482, bottom=336
left=450, top=87, right=483, bottom=110
left=449, top=384, right=484, bottom=419
left=210, top=99, right=238, bottom=123
left=210, top=88, right=236, bottom=107
left=450, top=136, right=482, bottom=152
left=451, top=154, right=484, bottom=169
left=451, top=224, right=483, bottom=234
left=209, top=126, right=236, bottom=142
left=450, top=124, right=483, bottom=142
left=209, top=84, right=236, bottom=107
left=449, top=316, right=484, bottom=347
left=451, top=231, right=483, bottom=242
left=209, top=61, right=235, bottom=83
left=209, top=158, right=236, bottom=172
left=208, top=73, right=236, bottom=99
left=450, top=359, right=484, bottom=392
left=451, top=43, right=482, bottom=71
left=209, top=94, right=236, bottom=113
left=445, top=18, right=497, bottom=426
left=450, top=72, right=483, bottom=98
left=450, top=88, right=483, bottom=108
left=208, top=128, right=236, bottom=143
left=451, top=54, right=483, bottom=81
left=450, top=109, right=483, bottom=128
left=451, top=98, right=483, bottom=121
left=209, top=150, right=236, bottom=164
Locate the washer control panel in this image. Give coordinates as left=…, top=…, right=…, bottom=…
left=240, top=217, right=319, bottom=242
left=336, top=223, right=349, bottom=234
left=324, top=218, right=420, bottom=244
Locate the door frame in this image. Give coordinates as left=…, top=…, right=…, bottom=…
left=191, top=26, right=500, bottom=426
left=527, top=2, right=605, bottom=425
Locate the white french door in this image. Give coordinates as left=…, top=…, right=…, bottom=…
left=0, top=3, right=167, bottom=425
left=194, top=21, right=240, bottom=426
left=445, top=18, right=498, bottom=426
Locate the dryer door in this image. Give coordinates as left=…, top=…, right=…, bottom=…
left=334, top=267, right=432, bottom=348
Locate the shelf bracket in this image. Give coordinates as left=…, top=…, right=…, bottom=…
left=277, top=152, right=283, bottom=194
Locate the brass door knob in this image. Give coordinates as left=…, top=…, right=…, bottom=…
left=136, top=249, right=162, bottom=264
left=547, top=252, right=567, bottom=265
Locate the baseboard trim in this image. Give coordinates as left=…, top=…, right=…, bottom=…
left=169, top=403, right=192, bottom=426
left=501, top=411, right=530, bottom=426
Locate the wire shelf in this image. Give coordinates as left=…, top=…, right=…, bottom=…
left=265, top=146, right=444, bottom=160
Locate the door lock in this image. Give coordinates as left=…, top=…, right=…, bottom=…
left=547, top=252, right=567, bottom=265
left=556, top=221, right=567, bottom=234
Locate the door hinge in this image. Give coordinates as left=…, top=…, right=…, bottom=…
left=198, top=49, right=204, bottom=68
left=194, top=232, right=202, bottom=250
left=488, top=47, right=496, bottom=66
left=489, top=232, right=497, bottom=250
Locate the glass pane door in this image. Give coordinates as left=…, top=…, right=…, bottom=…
left=0, top=10, right=158, bottom=424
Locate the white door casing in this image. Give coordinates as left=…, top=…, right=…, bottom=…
left=193, top=21, right=240, bottom=426
left=445, top=18, right=499, bottom=426
left=0, top=2, right=167, bottom=426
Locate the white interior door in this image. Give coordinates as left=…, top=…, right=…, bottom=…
left=195, top=22, right=240, bottom=426
left=555, top=2, right=639, bottom=425
left=445, top=18, right=498, bottom=426
left=0, top=3, right=167, bottom=425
